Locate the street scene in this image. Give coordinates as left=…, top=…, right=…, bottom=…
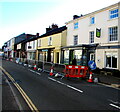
left=1, top=58, right=120, bottom=111
left=0, top=0, right=120, bottom=111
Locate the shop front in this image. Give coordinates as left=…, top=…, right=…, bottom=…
left=38, top=48, right=54, bottom=63
left=61, top=44, right=98, bottom=66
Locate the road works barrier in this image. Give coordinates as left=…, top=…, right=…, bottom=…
left=64, top=65, right=89, bottom=78
left=44, top=62, right=53, bottom=72
left=53, top=63, right=66, bottom=77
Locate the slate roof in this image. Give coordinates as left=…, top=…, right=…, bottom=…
left=39, top=26, right=67, bottom=38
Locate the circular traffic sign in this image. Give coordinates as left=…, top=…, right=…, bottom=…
left=88, top=60, right=96, bottom=70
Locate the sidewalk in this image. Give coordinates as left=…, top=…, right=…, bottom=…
left=93, top=73, right=120, bottom=88
left=2, top=74, right=20, bottom=111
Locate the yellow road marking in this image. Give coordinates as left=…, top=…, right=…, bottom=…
left=0, top=66, right=39, bottom=112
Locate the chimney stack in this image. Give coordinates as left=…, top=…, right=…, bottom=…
left=36, top=33, right=39, bottom=37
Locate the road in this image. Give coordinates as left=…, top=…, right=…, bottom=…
left=1, top=59, right=120, bottom=111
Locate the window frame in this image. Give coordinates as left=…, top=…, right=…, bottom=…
left=74, top=22, right=79, bottom=29
left=109, top=8, right=119, bottom=19
left=73, top=35, right=78, bottom=45
left=108, top=26, right=118, bottom=42
left=105, top=52, right=118, bottom=69
left=48, top=37, right=52, bottom=46
left=89, top=31, right=94, bottom=43
left=90, top=17, right=95, bottom=25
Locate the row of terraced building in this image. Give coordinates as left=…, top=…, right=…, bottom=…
left=2, top=2, right=120, bottom=76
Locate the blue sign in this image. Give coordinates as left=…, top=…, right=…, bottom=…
left=88, top=60, right=96, bottom=70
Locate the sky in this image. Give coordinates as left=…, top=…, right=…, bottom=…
left=0, top=0, right=120, bottom=48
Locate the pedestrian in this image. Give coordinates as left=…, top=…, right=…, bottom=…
left=72, top=57, right=77, bottom=65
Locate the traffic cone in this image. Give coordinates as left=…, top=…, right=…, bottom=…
left=88, top=71, right=93, bottom=82
left=34, top=64, right=37, bottom=70
left=10, top=59, right=13, bottom=62
left=50, top=67, right=53, bottom=76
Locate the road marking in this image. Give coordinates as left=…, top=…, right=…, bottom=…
left=66, top=85, right=83, bottom=93
left=28, top=69, right=41, bottom=75
left=109, top=103, right=120, bottom=109
left=0, top=66, right=39, bottom=112
left=48, top=77, right=83, bottom=93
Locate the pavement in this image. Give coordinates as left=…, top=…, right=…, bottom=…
left=93, top=73, right=120, bottom=88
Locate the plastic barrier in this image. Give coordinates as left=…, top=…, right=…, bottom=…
left=65, top=65, right=88, bottom=78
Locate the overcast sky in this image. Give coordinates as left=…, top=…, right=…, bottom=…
left=0, top=0, right=120, bottom=48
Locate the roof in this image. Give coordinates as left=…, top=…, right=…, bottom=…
left=66, top=2, right=119, bottom=24
left=14, top=33, right=36, bottom=45
left=39, top=26, right=67, bottom=38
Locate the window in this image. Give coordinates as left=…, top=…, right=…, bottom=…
left=38, top=39, right=41, bottom=47
left=90, top=17, right=95, bottom=24
left=109, top=9, right=119, bottom=19
left=106, top=52, right=117, bottom=68
left=33, top=41, right=35, bottom=49
left=74, top=35, right=78, bottom=45
left=90, top=53, right=95, bottom=61
left=109, top=26, right=118, bottom=42
left=48, top=37, right=52, bottom=45
left=89, top=31, right=94, bottom=43
left=74, top=22, right=78, bottom=29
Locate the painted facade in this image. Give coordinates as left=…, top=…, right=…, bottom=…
left=37, top=26, right=67, bottom=64
left=63, top=2, right=120, bottom=71
left=26, top=39, right=37, bottom=60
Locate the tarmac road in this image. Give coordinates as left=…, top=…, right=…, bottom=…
left=1, top=59, right=120, bottom=111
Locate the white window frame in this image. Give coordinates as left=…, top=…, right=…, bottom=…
left=108, top=26, right=118, bottom=42
left=90, top=17, right=95, bottom=25
left=109, top=8, right=119, bottom=20
left=74, top=22, right=78, bottom=29
left=48, top=37, right=52, bottom=46
left=38, top=39, right=41, bottom=47
left=105, top=52, right=118, bottom=69
left=74, top=35, right=78, bottom=45
left=89, top=31, right=94, bottom=43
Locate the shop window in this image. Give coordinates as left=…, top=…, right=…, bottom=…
left=106, top=52, right=117, bottom=68
left=109, top=9, right=119, bottom=19
left=109, top=26, right=118, bottom=42
left=64, top=50, right=69, bottom=64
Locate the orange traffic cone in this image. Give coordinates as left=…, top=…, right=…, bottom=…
left=88, top=71, right=93, bottom=82
left=34, top=64, right=37, bottom=70
left=10, top=59, right=13, bottom=62
left=50, top=67, right=53, bottom=76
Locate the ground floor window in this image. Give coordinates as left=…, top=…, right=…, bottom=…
left=64, top=50, right=69, bottom=64
left=105, top=52, right=118, bottom=68
left=27, top=52, right=36, bottom=60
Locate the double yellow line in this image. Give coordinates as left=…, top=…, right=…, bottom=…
left=0, top=66, right=39, bottom=112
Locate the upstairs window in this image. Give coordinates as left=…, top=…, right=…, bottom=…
left=74, top=35, right=78, bottom=45
left=38, top=39, right=41, bottom=47
left=90, top=17, right=95, bottom=24
left=109, top=26, right=118, bottom=42
left=74, top=22, right=78, bottom=29
left=48, top=37, right=52, bottom=45
left=109, top=9, right=119, bottom=19
left=89, top=31, right=94, bottom=43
